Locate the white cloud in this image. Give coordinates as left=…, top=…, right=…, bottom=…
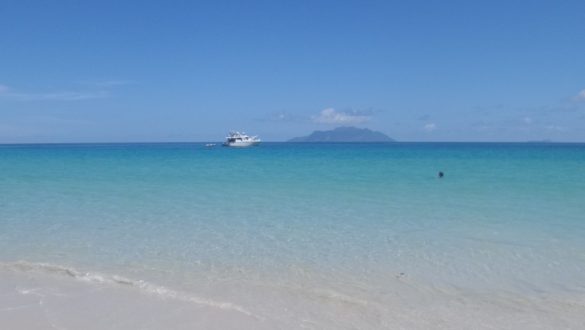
left=312, top=108, right=370, bottom=124
left=259, top=112, right=305, bottom=123
left=0, top=86, right=108, bottom=101
left=79, top=80, right=134, bottom=87
left=423, top=123, right=437, bottom=131
left=0, top=80, right=133, bottom=102
left=574, top=89, right=585, bottom=102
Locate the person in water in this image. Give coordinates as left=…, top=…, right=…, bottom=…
left=438, top=171, right=444, bottom=178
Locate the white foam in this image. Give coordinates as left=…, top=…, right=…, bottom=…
left=0, top=261, right=260, bottom=319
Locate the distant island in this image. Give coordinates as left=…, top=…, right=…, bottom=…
left=288, top=126, right=395, bottom=142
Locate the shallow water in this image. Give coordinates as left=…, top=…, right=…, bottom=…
left=1, top=142, right=584, bottom=328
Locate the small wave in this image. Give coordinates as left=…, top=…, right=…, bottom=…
left=309, top=288, right=371, bottom=307
left=0, top=261, right=260, bottom=319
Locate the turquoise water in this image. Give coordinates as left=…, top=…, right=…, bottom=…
left=1, top=143, right=585, bottom=328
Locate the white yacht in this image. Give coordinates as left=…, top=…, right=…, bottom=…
left=223, top=131, right=261, bottom=147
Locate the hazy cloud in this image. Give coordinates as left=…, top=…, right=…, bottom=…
left=259, top=112, right=306, bottom=123
left=417, top=114, right=431, bottom=121
left=0, top=79, right=134, bottom=102
left=423, top=123, right=437, bottom=131
left=0, top=84, right=109, bottom=101
left=544, top=125, right=566, bottom=132
left=574, top=89, right=585, bottom=102
left=78, top=80, right=135, bottom=87
left=1, top=90, right=109, bottom=101
left=312, top=108, right=370, bottom=124
left=0, top=115, right=94, bottom=143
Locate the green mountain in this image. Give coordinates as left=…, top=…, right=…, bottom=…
left=288, top=127, right=395, bottom=142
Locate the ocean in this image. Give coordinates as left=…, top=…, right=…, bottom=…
left=1, top=142, right=584, bottom=329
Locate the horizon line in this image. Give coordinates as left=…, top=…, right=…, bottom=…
left=1, top=140, right=582, bottom=146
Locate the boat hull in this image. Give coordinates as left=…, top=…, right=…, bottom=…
left=223, top=141, right=261, bottom=147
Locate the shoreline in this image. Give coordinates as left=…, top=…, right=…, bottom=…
left=2, top=260, right=585, bottom=329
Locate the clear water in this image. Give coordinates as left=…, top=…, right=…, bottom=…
left=1, top=143, right=584, bottom=329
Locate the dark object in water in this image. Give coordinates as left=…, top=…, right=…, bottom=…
left=438, top=171, right=444, bottom=178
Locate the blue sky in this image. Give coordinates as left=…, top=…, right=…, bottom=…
left=1, top=0, right=584, bottom=142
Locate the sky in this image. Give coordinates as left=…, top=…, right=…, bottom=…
left=1, top=0, right=585, bottom=142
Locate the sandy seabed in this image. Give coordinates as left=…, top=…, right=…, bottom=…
left=1, top=264, right=585, bottom=330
